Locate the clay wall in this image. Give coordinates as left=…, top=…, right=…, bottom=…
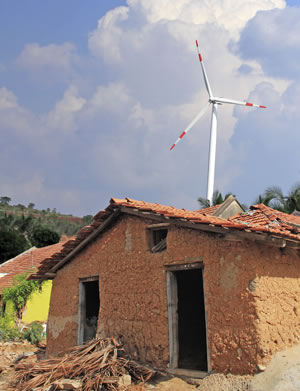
left=47, top=214, right=300, bottom=374
left=249, top=248, right=300, bottom=371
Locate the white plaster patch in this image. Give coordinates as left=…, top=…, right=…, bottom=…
left=48, top=315, right=78, bottom=339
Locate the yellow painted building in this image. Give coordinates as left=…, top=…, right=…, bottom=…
left=22, top=280, right=52, bottom=323
left=0, top=243, right=66, bottom=324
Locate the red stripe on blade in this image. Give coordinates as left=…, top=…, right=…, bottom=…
left=246, top=102, right=253, bottom=106
left=196, top=40, right=199, bottom=47
left=170, top=144, right=175, bottom=151
left=179, top=131, right=186, bottom=139
left=260, top=105, right=266, bottom=108
left=198, top=53, right=202, bottom=62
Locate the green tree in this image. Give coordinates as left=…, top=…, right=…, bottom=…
left=0, top=197, right=11, bottom=205
left=253, top=193, right=274, bottom=206
left=198, top=190, right=234, bottom=209
left=2, top=273, right=39, bottom=319
left=0, top=227, right=28, bottom=264
left=14, top=214, right=36, bottom=235
left=256, top=183, right=300, bottom=213
left=30, top=225, right=60, bottom=248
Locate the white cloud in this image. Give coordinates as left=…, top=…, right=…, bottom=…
left=1, top=0, right=296, bottom=215
left=17, top=42, right=77, bottom=71
left=0, top=87, right=18, bottom=110
left=89, top=0, right=285, bottom=64
left=128, top=0, right=285, bottom=34
left=46, top=85, right=86, bottom=133
left=0, top=87, right=39, bottom=141
left=84, top=0, right=285, bottom=201
left=238, top=7, right=300, bottom=79
left=86, top=82, right=132, bottom=115
left=88, top=7, right=129, bottom=62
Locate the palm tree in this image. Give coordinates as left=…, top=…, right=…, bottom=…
left=255, top=183, right=300, bottom=213
left=253, top=193, right=274, bottom=207
left=198, top=190, right=233, bottom=209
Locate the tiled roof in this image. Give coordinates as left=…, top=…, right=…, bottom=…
left=110, top=197, right=227, bottom=223
left=30, top=198, right=300, bottom=280
left=193, top=205, right=220, bottom=215
left=229, top=204, right=300, bottom=239
left=0, top=241, right=66, bottom=293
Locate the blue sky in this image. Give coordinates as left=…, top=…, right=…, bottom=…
left=1, top=0, right=299, bottom=216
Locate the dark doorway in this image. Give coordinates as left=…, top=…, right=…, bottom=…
left=78, top=278, right=100, bottom=344
left=176, top=268, right=207, bottom=371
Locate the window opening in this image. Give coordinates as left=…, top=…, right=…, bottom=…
left=149, top=228, right=168, bottom=252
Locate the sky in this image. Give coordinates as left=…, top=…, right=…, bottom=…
left=0, top=0, right=300, bottom=216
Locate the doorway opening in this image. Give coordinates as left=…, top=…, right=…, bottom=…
left=78, top=277, right=100, bottom=344
left=167, top=264, right=208, bottom=372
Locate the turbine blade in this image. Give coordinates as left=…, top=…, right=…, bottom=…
left=170, top=103, right=210, bottom=151
left=214, top=97, right=266, bottom=108
left=196, top=40, right=213, bottom=98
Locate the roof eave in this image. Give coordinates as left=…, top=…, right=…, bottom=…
left=36, top=205, right=300, bottom=280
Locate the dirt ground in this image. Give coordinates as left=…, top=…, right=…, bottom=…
left=3, top=341, right=300, bottom=390
left=0, top=341, right=253, bottom=391
left=147, top=373, right=252, bottom=391
left=0, top=341, right=41, bottom=391
left=251, top=344, right=300, bottom=391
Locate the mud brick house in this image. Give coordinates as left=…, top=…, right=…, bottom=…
left=32, top=197, right=300, bottom=376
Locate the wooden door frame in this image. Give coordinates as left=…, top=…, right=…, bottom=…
left=77, top=276, right=99, bottom=345
left=166, top=262, right=210, bottom=372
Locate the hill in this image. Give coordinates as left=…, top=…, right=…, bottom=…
left=0, top=196, right=93, bottom=264
left=0, top=197, right=92, bottom=237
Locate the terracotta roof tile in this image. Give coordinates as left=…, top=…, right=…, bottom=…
left=229, top=204, right=300, bottom=239
left=30, top=199, right=300, bottom=280
left=0, top=241, right=67, bottom=293
left=193, top=205, right=220, bottom=215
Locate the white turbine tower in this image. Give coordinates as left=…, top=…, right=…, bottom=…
left=170, top=41, right=266, bottom=205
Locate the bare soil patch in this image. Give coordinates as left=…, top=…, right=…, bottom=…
left=0, top=340, right=252, bottom=391
left=0, top=341, right=41, bottom=391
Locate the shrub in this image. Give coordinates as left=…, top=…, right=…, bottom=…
left=23, top=321, right=43, bottom=344
left=30, top=226, right=60, bottom=248
left=2, top=273, right=39, bottom=319
left=0, top=316, right=23, bottom=341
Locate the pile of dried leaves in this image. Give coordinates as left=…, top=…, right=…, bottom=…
left=13, top=337, right=155, bottom=391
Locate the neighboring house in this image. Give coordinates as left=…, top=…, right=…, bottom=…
left=195, top=194, right=245, bottom=219
left=0, top=241, right=65, bottom=323
left=32, top=198, right=300, bottom=376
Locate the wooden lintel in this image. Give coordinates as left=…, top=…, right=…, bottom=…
left=44, top=272, right=56, bottom=278
left=147, top=223, right=170, bottom=229
left=165, top=262, right=203, bottom=271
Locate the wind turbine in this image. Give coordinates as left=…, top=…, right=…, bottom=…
left=170, top=40, right=266, bottom=205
